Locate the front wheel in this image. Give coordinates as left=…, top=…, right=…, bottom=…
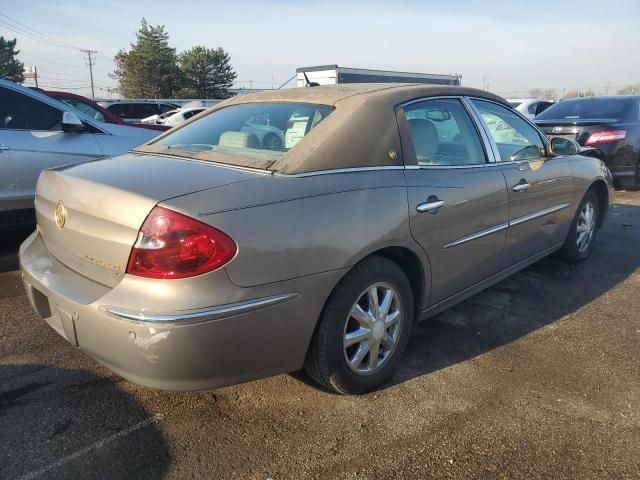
left=560, top=189, right=600, bottom=263
left=304, top=257, right=414, bottom=394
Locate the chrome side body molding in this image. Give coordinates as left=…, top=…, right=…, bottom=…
left=444, top=203, right=571, bottom=249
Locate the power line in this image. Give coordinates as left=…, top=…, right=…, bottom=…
left=19, top=51, right=84, bottom=69
left=0, top=12, right=82, bottom=51
left=36, top=68, right=88, bottom=80
left=0, top=19, right=79, bottom=51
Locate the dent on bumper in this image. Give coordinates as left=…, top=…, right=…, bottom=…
left=19, top=232, right=343, bottom=390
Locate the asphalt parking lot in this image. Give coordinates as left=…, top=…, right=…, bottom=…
left=1, top=192, right=639, bottom=480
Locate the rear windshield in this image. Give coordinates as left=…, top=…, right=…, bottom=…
left=142, top=103, right=334, bottom=168
left=536, top=98, right=635, bottom=121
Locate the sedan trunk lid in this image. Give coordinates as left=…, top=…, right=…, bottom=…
left=35, top=153, right=261, bottom=288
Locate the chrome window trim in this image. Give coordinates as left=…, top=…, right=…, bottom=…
left=461, top=96, right=502, bottom=163
left=132, top=151, right=275, bottom=175
left=406, top=161, right=521, bottom=171
left=464, top=96, right=551, bottom=162
left=509, top=203, right=571, bottom=227
left=274, top=165, right=406, bottom=178
left=104, top=293, right=299, bottom=324
left=443, top=222, right=509, bottom=249
left=399, top=95, right=499, bottom=166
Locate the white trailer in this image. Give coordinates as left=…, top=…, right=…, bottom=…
left=296, top=65, right=461, bottom=88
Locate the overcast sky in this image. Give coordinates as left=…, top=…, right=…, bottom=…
left=2, top=0, right=639, bottom=98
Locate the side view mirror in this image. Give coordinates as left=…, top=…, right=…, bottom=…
left=61, top=111, right=86, bottom=133
left=550, top=137, right=578, bottom=156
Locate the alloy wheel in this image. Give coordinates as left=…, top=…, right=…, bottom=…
left=343, top=282, right=402, bottom=375
left=576, top=201, right=596, bottom=253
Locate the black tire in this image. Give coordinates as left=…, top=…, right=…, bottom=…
left=560, top=189, right=600, bottom=263
left=304, top=256, right=414, bottom=394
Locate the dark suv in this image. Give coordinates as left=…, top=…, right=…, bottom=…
left=99, top=101, right=179, bottom=124
left=535, top=96, right=640, bottom=190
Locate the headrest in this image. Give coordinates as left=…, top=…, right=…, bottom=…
left=219, top=131, right=260, bottom=149
left=407, top=118, right=439, bottom=160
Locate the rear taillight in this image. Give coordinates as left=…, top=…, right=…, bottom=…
left=127, top=207, right=236, bottom=279
left=585, top=129, right=626, bottom=145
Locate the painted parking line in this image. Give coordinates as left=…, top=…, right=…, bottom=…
left=18, top=413, right=164, bottom=480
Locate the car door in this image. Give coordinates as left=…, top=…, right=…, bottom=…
left=468, top=98, right=574, bottom=267
left=398, top=97, right=509, bottom=306
left=0, top=85, right=103, bottom=212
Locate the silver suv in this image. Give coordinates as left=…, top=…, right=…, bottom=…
left=0, top=80, right=159, bottom=229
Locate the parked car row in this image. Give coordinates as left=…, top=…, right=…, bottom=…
left=0, top=80, right=159, bottom=228
left=17, top=83, right=613, bottom=395
left=508, top=98, right=554, bottom=120
left=98, top=100, right=180, bottom=124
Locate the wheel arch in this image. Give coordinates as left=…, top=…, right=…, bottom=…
left=588, top=179, right=610, bottom=227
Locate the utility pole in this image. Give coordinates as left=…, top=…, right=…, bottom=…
left=23, top=66, right=38, bottom=88
left=82, top=49, right=97, bottom=99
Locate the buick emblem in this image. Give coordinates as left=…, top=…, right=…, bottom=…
left=552, top=127, right=563, bottom=133
left=54, top=201, right=66, bottom=229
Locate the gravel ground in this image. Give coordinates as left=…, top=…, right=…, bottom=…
left=1, top=192, right=639, bottom=480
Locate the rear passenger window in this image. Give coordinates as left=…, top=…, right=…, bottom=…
left=108, top=104, right=130, bottom=118
left=471, top=99, right=545, bottom=162
left=131, top=104, right=159, bottom=118
left=403, top=98, right=486, bottom=166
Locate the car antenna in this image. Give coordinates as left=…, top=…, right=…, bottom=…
left=303, top=72, right=320, bottom=88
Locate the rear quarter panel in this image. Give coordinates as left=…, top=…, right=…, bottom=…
left=162, top=169, right=429, bottom=289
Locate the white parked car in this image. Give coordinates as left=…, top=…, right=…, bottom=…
left=141, top=107, right=206, bottom=127
left=0, top=80, right=158, bottom=229
left=140, top=109, right=179, bottom=125
left=162, top=107, right=206, bottom=127
left=508, top=98, right=554, bottom=120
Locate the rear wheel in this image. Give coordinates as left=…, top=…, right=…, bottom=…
left=304, top=257, right=414, bottom=394
left=560, top=189, right=600, bottom=263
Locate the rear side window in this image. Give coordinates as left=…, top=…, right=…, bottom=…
left=0, top=87, right=62, bottom=131
left=130, top=104, right=160, bottom=118
left=150, top=103, right=334, bottom=165
left=403, top=98, right=486, bottom=166
left=107, top=103, right=130, bottom=118
left=471, top=99, right=545, bottom=162
left=536, top=98, right=634, bottom=121
left=159, top=104, right=177, bottom=113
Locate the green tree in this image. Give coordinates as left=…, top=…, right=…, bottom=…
left=178, top=46, right=236, bottom=98
left=113, top=19, right=180, bottom=98
left=0, top=37, right=24, bottom=83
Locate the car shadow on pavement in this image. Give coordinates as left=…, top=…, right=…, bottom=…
left=0, top=227, right=33, bottom=273
left=0, top=364, right=169, bottom=479
left=387, top=201, right=640, bottom=389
